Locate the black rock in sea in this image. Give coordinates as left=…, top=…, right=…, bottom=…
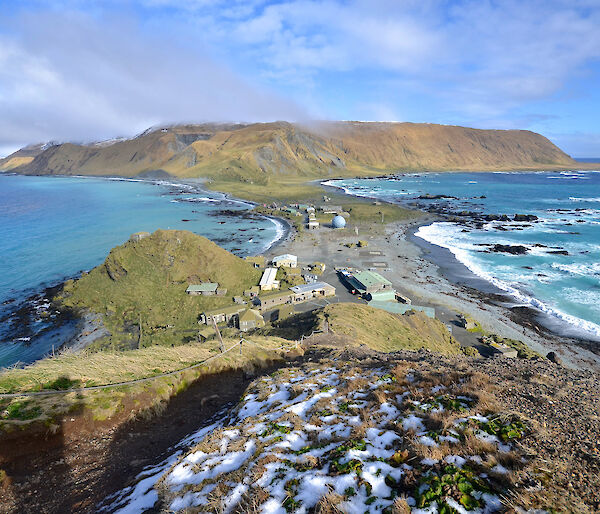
left=491, top=244, right=529, bottom=255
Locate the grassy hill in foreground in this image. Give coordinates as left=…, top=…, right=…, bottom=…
left=2, top=122, right=576, bottom=188
left=319, top=302, right=461, bottom=355
left=265, top=302, right=460, bottom=355
left=59, top=229, right=261, bottom=349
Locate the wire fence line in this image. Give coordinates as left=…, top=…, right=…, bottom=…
left=0, top=337, right=300, bottom=400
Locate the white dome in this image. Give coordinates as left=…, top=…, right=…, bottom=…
left=332, top=215, right=346, bottom=228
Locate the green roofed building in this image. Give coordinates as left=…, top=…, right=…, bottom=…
left=186, top=283, right=219, bottom=296
left=348, top=271, right=392, bottom=294
left=366, top=289, right=397, bottom=302
left=238, top=309, right=265, bottom=332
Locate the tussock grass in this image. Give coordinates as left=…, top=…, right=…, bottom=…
left=0, top=336, right=290, bottom=429
left=156, top=360, right=536, bottom=513
left=319, top=303, right=461, bottom=355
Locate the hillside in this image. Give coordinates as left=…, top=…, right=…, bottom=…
left=318, top=303, right=461, bottom=355
left=2, top=122, right=576, bottom=183
left=58, top=229, right=261, bottom=349
left=0, top=142, right=50, bottom=170
left=97, top=345, right=600, bottom=513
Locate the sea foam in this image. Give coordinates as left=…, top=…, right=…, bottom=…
left=416, top=222, right=600, bottom=341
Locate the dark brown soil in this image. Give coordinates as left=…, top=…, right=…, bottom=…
left=0, top=361, right=282, bottom=514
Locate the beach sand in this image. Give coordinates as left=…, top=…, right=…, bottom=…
left=267, top=214, right=600, bottom=372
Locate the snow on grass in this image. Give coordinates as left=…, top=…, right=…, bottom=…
left=102, top=364, right=530, bottom=513
left=403, top=414, right=426, bottom=432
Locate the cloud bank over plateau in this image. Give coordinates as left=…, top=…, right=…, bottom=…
left=1, top=0, right=599, bottom=155
left=0, top=11, right=304, bottom=155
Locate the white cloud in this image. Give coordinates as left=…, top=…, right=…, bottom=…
left=0, top=9, right=305, bottom=152
left=1, top=0, right=599, bottom=154
left=172, top=0, right=600, bottom=119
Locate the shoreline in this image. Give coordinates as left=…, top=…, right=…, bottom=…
left=273, top=213, right=600, bottom=370
left=320, top=175, right=600, bottom=357
left=3, top=171, right=599, bottom=372
left=0, top=174, right=291, bottom=368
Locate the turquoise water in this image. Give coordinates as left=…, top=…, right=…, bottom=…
left=0, top=175, right=283, bottom=367
left=326, top=171, right=600, bottom=341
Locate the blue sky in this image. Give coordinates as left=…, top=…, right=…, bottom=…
left=1, top=0, right=599, bottom=156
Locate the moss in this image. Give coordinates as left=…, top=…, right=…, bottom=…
left=2, top=401, right=42, bottom=421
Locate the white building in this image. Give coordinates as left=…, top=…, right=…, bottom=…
left=259, top=267, right=280, bottom=291
left=272, top=254, right=298, bottom=268
left=290, top=282, right=336, bottom=302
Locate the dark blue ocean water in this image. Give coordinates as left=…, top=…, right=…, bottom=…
left=0, top=175, right=283, bottom=367
left=327, top=171, right=600, bottom=341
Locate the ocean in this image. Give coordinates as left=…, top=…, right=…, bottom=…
left=0, top=174, right=285, bottom=367
left=326, top=171, right=600, bottom=342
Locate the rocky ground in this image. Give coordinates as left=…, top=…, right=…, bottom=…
left=99, top=339, right=600, bottom=513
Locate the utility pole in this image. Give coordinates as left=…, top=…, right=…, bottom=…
left=213, top=317, right=225, bottom=353
left=139, top=313, right=143, bottom=348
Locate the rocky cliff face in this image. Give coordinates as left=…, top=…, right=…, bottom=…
left=1, top=121, right=575, bottom=178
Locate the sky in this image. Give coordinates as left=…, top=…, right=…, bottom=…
left=0, top=0, right=599, bottom=157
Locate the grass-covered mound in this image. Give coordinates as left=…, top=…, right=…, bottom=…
left=59, top=230, right=261, bottom=349
left=0, top=336, right=293, bottom=428
left=319, top=303, right=461, bottom=355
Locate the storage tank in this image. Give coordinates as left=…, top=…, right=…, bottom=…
left=332, top=215, right=346, bottom=229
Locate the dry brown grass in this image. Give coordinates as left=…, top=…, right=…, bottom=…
left=421, top=410, right=458, bottom=432
left=391, top=497, right=412, bottom=514
left=373, top=389, right=388, bottom=404
left=205, top=481, right=232, bottom=513
left=314, top=492, right=345, bottom=513
left=462, top=431, right=497, bottom=455
left=250, top=454, right=282, bottom=482
left=413, top=440, right=456, bottom=461
left=349, top=417, right=376, bottom=440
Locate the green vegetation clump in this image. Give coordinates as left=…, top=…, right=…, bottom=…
left=42, top=376, right=82, bottom=391
left=484, top=334, right=540, bottom=359
left=462, top=346, right=481, bottom=357
left=416, top=465, right=492, bottom=512
left=319, top=303, right=461, bottom=355
left=1, top=400, right=42, bottom=421
left=260, top=422, right=292, bottom=437
left=276, top=267, right=304, bottom=288
left=476, top=416, right=527, bottom=442
left=58, top=230, right=262, bottom=349
left=311, top=262, right=326, bottom=275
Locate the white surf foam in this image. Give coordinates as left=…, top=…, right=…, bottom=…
left=415, top=222, right=600, bottom=341
left=569, top=197, right=600, bottom=202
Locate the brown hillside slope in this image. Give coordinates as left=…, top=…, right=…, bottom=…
left=0, top=142, right=50, bottom=170
left=4, top=121, right=575, bottom=180
left=312, top=121, right=575, bottom=170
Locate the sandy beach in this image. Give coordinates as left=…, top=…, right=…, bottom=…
left=267, top=211, right=600, bottom=372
